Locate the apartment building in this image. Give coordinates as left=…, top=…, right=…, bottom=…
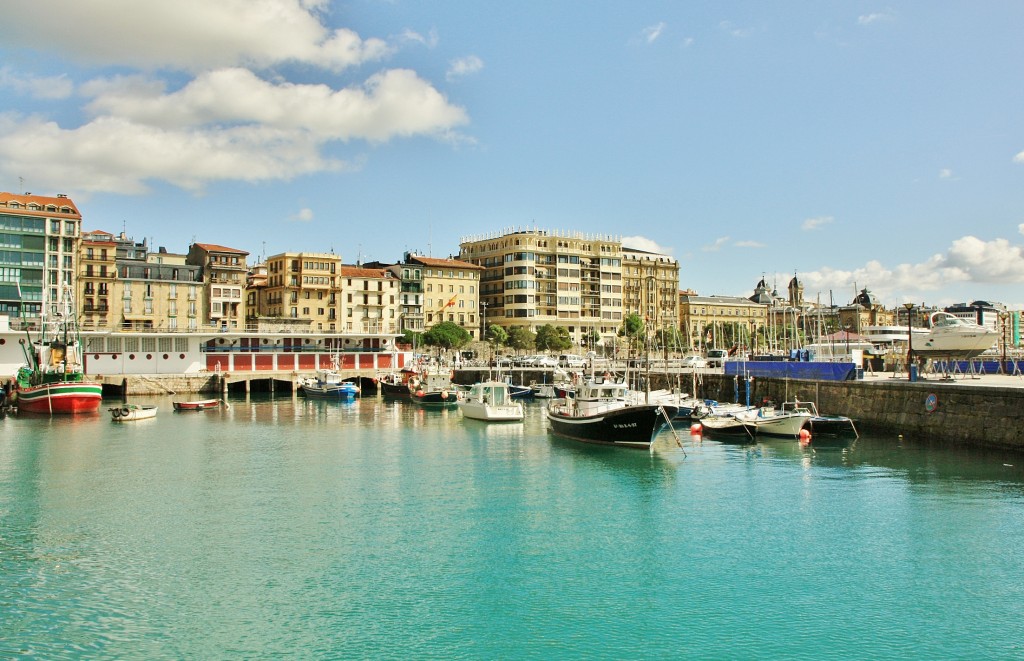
left=621, top=246, right=680, bottom=334
left=258, top=252, right=340, bottom=331
left=338, top=265, right=400, bottom=335
left=404, top=254, right=483, bottom=339
left=459, top=228, right=623, bottom=346
left=680, top=293, right=769, bottom=351
left=0, top=192, right=81, bottom=328
left=186, top=242, right=249, bottom=330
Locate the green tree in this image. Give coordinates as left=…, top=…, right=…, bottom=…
left=506, top=326, right=536, bottom=354
left=399, top=329, right=423, bottom=349
left=620, top=313, right=646, bottom=357
left=422, top=321, right=471, bottom=355
left=485, top=324, right=508, bottom=348
left=535, top=324, right=572, bottom=352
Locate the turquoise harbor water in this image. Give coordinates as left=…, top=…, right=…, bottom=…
left=2, top=396, right=1024, bottom=659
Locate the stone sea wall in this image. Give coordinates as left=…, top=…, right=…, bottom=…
left=696, top=374, right=1024, bottom=451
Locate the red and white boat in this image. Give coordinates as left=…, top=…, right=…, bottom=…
left=172, top=398, right=222, bottom=411
left=13, top=286, right=102, bottom=414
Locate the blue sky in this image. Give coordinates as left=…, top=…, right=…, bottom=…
left=1, top=1, right=1023, bottom=309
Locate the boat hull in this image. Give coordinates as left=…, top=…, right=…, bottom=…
left=16, top=381, right=103, bottom=414
left=173, top=399, right=220, bottom=411
left=110, top=405, right=158, bottom=421
left=546, top=405, right=678, bottom=449
left=411, top=390, right=460, bottom=407
left=302, top=384, right=358, bottom=399
left=460, top=402, right=524, bottom=421
left=380, top=381, right=412, bottom=398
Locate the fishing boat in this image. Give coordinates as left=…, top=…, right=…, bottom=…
left=300, top=370, right=359, bottom=399
left=13, top=285, right=102, bottom=414
left=173, top=398, right=222, bottom=411
left=458, top=381, right=524, bottom=422
left=378, top=369, right=417, bottom=398
left=409, top=368, right=463, bottom=407
left=109, top=404, right=158, bottom=421
left=545, top=376, right=678, bottom=449
left=915, top=311, right=998, bottom=359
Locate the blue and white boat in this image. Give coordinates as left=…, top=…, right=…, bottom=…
left=300, top=370, right=360, bottom=399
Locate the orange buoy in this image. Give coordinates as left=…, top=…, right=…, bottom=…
left=415, top=390, right=425, bottom=397
left=441, top=390, right=449, bottom=399
left=689, top=423, right=702, bottom=434
left=799, top=428, right=812, bottom=442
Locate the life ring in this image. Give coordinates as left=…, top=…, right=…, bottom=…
left=111, top=408, right=121, bottom=418
left=409, top=377, right=420, bottom=388
left=121, top=407, right=131, bottom=417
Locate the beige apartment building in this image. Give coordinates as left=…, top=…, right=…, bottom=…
left=459, top=229, right=623, bottom=347
left=680, top=293, right=769, bottom=352
left=186, top=243, right=249, bottom=331
left=258, top=252, right=341, bottom=331
left=79, top=231, right=205, bottom=332
left=405, top=254, right=484, bottom=339
left=338, top=265, right=400, bottom=335
left=621, top=246, right=680, bottom=335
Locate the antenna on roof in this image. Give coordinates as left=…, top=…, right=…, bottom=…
left=18, top=176, right=24, bottom=194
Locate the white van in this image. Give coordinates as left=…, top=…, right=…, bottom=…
left=558, top=354, right=587, bottom=369
left=706, top=349, right=728, bottom=368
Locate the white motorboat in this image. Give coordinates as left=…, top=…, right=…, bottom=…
left=914, top=312, right=998, bottom=359
left=459, top=381, right=524, bottom=422
left=734, top=404, right=813, bottom=438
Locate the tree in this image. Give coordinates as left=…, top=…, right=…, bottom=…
left=506, top=326, right=536, bottom=354
left=534, top=324, right=572, bottom=352
left=485, top=324, right=508, bottom=348
left=422, top=321, right=471, bottom=355
left=620, top=313, right=646, bottom=357
left=399, top=329, right=423, bottom=349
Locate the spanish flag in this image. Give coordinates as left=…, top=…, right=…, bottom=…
left=444, top=295, right=457, bottom=309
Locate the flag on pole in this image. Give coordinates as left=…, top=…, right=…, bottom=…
left=444, top=295, right=457, bottom=309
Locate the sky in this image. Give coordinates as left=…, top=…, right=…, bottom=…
left=1, top=0, right=1023, bottom=310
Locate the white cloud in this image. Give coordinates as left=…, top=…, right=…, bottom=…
left=82, top=68, right=468, bottom=142
left=621, top=235, right=672, bottom=255
left=399, top=29, right=439, bottom=49
left=446, top=55, right=484, bottom=81
left=719, top=21, right=754, bottom=38
left=0, top=67, right=74, bottom=100
left=0, top=0, right=392, bottom=72
left=857, top=10, right=896, bottom=26
left=289, top=207, right=314, bottom=222
left=939, top=168, right=953, bottom=179
left=703, top=236, right=730, bottom=252
left=802, top=215, right=834, bottom=231
left=786, top=234, right=1024, bottom=306
left=642, top=22, right=666, bottom=44
left=0, top=113, right=342, bottom=194
left=734, top=240, right=765, bottom=248
left=1014, top=150, right=1024, bottom=164
left=1018, top=224, right=1024, bottom=235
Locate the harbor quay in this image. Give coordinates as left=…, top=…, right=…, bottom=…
left=98, top=366, right=1024, bottom=452
left=455, top=367, right=1024, bottom=452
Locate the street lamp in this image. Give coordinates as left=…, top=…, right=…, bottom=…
left=999, top=310, right=1009, bottom=375
left=903, top=302, right=914, bottom=381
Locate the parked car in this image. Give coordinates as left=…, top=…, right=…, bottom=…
left=558, top=354, right=587, bottom=369
left=706, top=349, right=728, bottom=368
left=681, top=355, right=708, bottom=368
left=533, top=355, right=559, bottom=368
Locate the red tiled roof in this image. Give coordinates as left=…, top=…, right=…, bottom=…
left=339, top=266, right=390, bottom=278
left=0, top=192, right=80, bottom=216
left=192, top=242, right=249, bottom=255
